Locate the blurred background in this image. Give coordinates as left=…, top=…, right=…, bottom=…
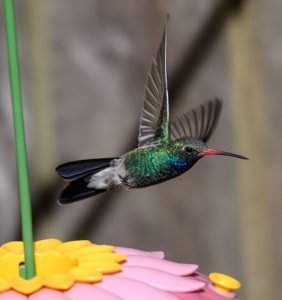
left=0, top=0, right=281, bottom=299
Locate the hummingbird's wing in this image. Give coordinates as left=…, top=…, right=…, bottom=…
left=138, top=18, right=169, bottom=147
left=170, top=98, right=222, bottom=143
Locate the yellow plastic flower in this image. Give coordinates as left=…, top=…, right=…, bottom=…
left=0, top=239, right=126, bottom=294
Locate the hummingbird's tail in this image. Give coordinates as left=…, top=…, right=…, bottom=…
left=58, top=177, right=106, bottom=205
left=56, top=158, right=116, bottom=205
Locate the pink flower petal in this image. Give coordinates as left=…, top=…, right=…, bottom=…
left=172, top=292, right=208, bottom=300
left=97, top=276, right=178, bottom=300
left=65, top=283, right=123, bottom=300
left=118, top=266, right=205, bottom=292
left=124, top=256, right=198, bottom=276
left=29, top=288, right=69, bottom=300
left=114, top=247, right=164, bottom=259
left=0, top=290, right=26, bottom=300
left=173, top=286, right=235, bottom=300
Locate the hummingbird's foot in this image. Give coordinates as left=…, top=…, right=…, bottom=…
left=118, top=174, right=128, bottom=184
left=118, top=174, right=134, bottom=188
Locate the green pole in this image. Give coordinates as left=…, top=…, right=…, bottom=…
left=3, top=0, right=36, bottom=279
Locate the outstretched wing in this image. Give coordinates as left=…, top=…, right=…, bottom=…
left=138, top=18, right=169, bottom=147
left=170, top=98, right=222, bottom=143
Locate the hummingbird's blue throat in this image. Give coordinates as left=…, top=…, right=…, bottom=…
left=170, top=157, right=195, bottom=172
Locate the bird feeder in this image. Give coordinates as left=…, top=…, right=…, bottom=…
left=1, top=0, right=241, bottom=299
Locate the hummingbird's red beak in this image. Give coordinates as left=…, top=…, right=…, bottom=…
left=198, top=148, right=248, bottom=160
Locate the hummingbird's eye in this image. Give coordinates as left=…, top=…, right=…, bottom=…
left=185, top=147, right=194, bottom=154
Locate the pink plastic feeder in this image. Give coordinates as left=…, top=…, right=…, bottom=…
left=0, top=240, right=240, bottom=299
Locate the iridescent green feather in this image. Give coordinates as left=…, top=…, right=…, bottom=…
left=124, top=138, right=205, bottom=188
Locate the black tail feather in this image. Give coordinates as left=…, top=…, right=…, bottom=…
left=56, top=157, right=116, bottom=204
left=56, top=158, right=116, bottom=181
left=58, top=178, right=106, bottom=205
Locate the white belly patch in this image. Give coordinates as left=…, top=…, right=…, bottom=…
left=87, top=159, right=127, bottom=190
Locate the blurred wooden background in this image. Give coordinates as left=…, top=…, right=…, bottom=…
left=0, top=0, right=281, bottom=299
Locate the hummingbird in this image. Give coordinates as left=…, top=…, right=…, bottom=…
left=56, top=21, right=248, bottom=205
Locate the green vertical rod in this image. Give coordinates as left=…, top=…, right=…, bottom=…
left=3, top=0, right=35, bottom=279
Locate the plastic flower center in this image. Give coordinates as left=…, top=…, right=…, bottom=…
left=0, top=239, right=126, bottom=294
left=0, top=240, right=76, bottom=279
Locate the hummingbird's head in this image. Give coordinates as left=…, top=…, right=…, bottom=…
left=173, top=137, right=248, bottom=163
